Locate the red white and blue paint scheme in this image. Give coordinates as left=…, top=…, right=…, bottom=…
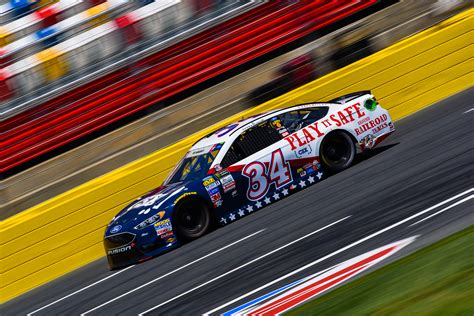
left=104, top=91, right=395, bottom=269
left=219, top=236, right=415, bottom=315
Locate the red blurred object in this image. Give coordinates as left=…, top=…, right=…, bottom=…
left=35, top=4, right=60, bottom=27
left=1, top=0, right=378, bottom=175
left=0, top=69, right=14, bottom=101
left=115, top=15, right=142, bottom=45
left=89, top=0, right=106, bottom=6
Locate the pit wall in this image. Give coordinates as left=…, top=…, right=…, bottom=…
left=0, top=9, right=471, bottom=304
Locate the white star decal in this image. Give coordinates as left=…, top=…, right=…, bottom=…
left=282, top=188, right=289, bottom=196
left=299, top=180, right=306, bottom=188
left=255, top=201, right=262, bottom=208
left=308, top=176, right=315, bottom=184
left=246, top=205, right=254, bottom=213
left=220, top=217, right=227, bottom=224
left=273, top=192, right=280, bottom=200
left=238, top=209, right=245, bottom=217
left=229, top=213, right=236, bottom=221
left=264, top=197, right=271, bottom=204
left=317, top=172, right=323, bottom=179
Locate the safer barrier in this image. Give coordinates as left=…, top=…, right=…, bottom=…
left=0, top=9, right=471, bottom=304
left=1, top=0, right=377, bottom=175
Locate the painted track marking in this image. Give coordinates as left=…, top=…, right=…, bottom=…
left=29, top=229, right=264, bottom=315
left=204, top=188, right=473, bottom=315
left=27, top=265, right=135, bottom=316
left=247, top=237, right=415, bottom=315
left=138, top=216, right=351, bottom=315
left=463, top=108, right=474, bottom=114
left=409, top=195, right=473, bottom=226
left=80, top=229, right=265, bottom=315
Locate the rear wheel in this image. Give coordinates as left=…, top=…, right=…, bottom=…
left=320, top=131, right=356, bottom=174
left=173, top=199, right=211, bottom=241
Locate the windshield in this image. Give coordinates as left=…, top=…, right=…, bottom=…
left=164, top=144, right=222, bottom=184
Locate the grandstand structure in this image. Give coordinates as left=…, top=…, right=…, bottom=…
left=1, top=0, right=385, bottom=178
left=1, top=0, right=465, bottom=214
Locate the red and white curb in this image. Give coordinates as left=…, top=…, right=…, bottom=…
left=223, top=236, right=417, bottom=316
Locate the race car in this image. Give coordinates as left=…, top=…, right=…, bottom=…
left=104, top=91, right=395, bottom=269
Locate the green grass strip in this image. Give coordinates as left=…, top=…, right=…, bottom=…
left=286, top=226, right=474, bottom=316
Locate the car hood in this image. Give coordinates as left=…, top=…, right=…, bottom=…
left=107, top=182, right=189, bottom=231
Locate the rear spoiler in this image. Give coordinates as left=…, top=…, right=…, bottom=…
left=327, top=90, right=372, bottom=104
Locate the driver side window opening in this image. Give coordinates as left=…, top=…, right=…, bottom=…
left=278, top=107, right=329, bottom=134
left=220, top=107, right=328, bottom=168
left=221, top=121, right=282, bottom=167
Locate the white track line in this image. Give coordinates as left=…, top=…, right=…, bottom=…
left=79, top=229, right=265, bottom=315
left=138, top=216, right=352, bottom=315
left=27, top=265, right=135, bottom=316
left=463, top=108, right=474, bottom=114
left=29, top=229, right=264, bottom=316
left=203, top=187, right=473, bottom=315
left=409, top=195, right=473, bottom=226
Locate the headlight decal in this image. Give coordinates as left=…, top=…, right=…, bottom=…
left=134, top=211, right=165, bottom=230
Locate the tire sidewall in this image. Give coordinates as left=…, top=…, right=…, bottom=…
left=320, top=131, right=355, bottom=173
left=173, top=198, right=211, bottom=241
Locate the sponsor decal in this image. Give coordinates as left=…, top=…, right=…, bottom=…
left=208, top=186, right=220, bottom=195
left=110, top=225, right=122, bottom=234
left=294, top=143, right=312, bottom=158
left=174, top=192, right=198, bottom=205
left=203, top=176, right=218, bottom=188
left=354, top=114, right=388, bottom=136
left=389, top=121, right=395, bottom=131
left=216, top=170, right=236, bottom=193
left=210, top=192, right=223, bottom=207
left=224, top=236, right=416, bottom=315
left=166, top=237, right=176, bottom=244
left=303, top=162, right=317, bottom=175
left=357, top=116, right=371, bottom=125
left=154, top=218, right=172, bottom=236
left=285, top=102, right=365, bottom=151
left=159, top=231, right=174, bottom=239
left=204, top=175, right=224, bottom=206
left=360, top=134, right=376, bottom=149
left=107, top=245, right=132, bottom=255
left=297, top=167, right=306, bottom=177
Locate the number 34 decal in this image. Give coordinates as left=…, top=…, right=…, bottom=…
left=242, top=149, right=292, bottom=201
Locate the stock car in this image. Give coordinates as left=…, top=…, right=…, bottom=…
left=104, top=91, right=395, bottom=269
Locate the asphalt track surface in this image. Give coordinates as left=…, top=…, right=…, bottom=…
left=4, top=88, right=473, bottom=315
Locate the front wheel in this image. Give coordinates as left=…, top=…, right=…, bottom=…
left=320, top=131, right=356, bottom=174
left=173, top=199, right=211, bottom=241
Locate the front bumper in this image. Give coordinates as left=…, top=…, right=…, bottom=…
left=104, top=230, right=179, bottom=269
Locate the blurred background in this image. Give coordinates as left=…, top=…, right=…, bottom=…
left=0, top=0, right=468, bottom=216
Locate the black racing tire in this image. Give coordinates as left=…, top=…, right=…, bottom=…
left=320, top=131, right=356, bottom=174
left=173, top=198, right=211, bottom=241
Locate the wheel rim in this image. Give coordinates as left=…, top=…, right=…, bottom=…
left=323, top=134, right=352, bottom=165
left=177, top=204, right=206, bottom=235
